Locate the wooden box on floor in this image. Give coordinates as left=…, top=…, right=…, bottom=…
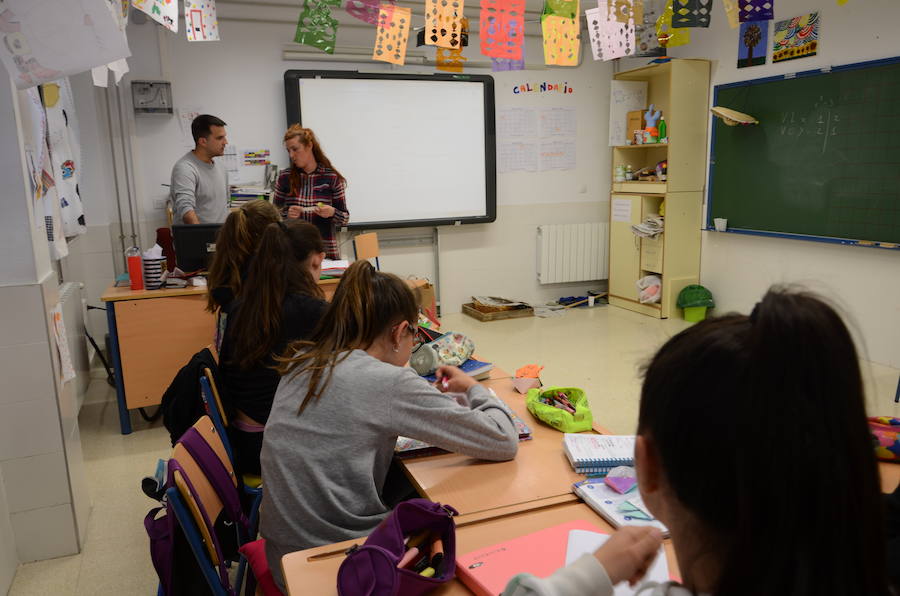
left=462, top=303, right=534, bottom=322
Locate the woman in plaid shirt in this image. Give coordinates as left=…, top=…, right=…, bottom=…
left=273, top=125, right=349, bottom=259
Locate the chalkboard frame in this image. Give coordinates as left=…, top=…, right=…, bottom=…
left=284, top=70, right=497, bottom=231
left=706, top=55, right=900, bottom=251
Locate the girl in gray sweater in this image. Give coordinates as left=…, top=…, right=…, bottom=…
left=260, top=261, right=519, bottom=590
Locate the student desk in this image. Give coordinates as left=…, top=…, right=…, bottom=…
left=280, top=500, right=680, bottom=595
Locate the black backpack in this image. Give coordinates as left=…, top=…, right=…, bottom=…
left=160, top=348, right=220, bottom=446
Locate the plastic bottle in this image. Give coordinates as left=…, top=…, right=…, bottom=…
left=658, top=117, right=667, bottom=143
left=126, top=247, right=144, bottom=291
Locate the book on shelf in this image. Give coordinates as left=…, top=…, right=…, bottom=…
left=321, top=259, right=349, bottom=277
left=563, top=434, right=635, bottom=475
left=421, top=358, right=493, bottom=382
left=572, top=477, right=669, bottom=537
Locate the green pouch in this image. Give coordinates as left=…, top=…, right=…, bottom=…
left=525, top=386, right=593, bottom=433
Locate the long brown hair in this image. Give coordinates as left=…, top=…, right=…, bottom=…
left=283, top=124, right=346, bottom=196
left=276, top=260, right=418, bottom=414
left=205, top=200, right=281, bottom=312
left=228, top=220, right=325, bottom=370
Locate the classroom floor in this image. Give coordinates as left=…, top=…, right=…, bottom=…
left=8, top=305, right=900, bottom=595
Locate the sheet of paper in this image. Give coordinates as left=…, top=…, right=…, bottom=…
left=51, top=304, right=76, bottom=383
left=772, top=12, right=818, bottom=63
left=294, top=0, right=341, bottom=54
left=586, top=7, right=606, bottom=60
left=738, top=21, right=768, bottom=68
left=539, top=140, right=576, bottom=171
left=132, top=0, right=178, bottom=32
left=497, top=108, right=537, bottom=138
left=609, top=80, right=647, bottom=146
left=425, top=0, right=465, bottom=49
left=0, top=0, right=131, bottom=90
left=612, top=197, right=633, bottom=222
left=540, top=107, right=577, bottom=137
left=480, top=0, right=525, bottom=59
left=565, top=530, right=669, bottom=595
left=185, top=0, right=220, bottom=41
left=602, top=0, right=636, bottom=59
left=499, top=141, right=538, bottom=172
left=722, top=0, right=740, bottom=28
left=541, top=14, right=580, bottom=66
left=221, top=144, right=241, bottom=180
left=372, top=4, right=411, bottom=65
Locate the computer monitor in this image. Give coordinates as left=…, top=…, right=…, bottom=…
left=172, top=223, right=222, bottom=272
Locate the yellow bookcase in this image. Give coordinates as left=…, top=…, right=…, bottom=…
left=607, top=59, right=710, bottom=319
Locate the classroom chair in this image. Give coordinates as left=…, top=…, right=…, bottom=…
left=353, top=232, right=380, bottom=270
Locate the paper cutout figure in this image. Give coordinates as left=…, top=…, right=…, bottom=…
left=737, top=20, right=767, bottom=67
left=738, top=0, right=773, bottom=22
left=656, top=0, right=690, bottom=47
left=425, top=0, right=465, bottom=48
left=585, top=7, right=605, bottom=60
left=541, top=14, right=580, bottom=66
left=185, top=0, right=220, bottom=41
left=132, top=0, right=179, bottom=32
left=672, top=0, right=711, bottom=27
left=346, top=0, right=393, bottom=25
left=479, top=0, right=525, bottom=60
left=294, top=0, right=341, bottom=54
left=772, top=12, right=818, bottom=63
left=437, top=17, right=468, bottom=72
left=602, top=0, right=635, bottom=59
left=634, top=0, right=665, bottom=57
left=722, top=0, right=740, bottom=28
left=372, top=4, right=411, bottom=65
left=612, top=0, right=641, bottom=22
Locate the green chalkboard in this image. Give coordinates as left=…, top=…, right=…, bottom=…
left=708, top=57, right=900, bottom=247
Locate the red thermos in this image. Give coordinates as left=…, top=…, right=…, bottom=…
left=126, top=247, right=144, bottom=290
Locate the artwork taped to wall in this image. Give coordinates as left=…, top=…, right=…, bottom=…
left=539, top=139, right=576, bottom=171
left=185, top=0, right=220, bottom=41
left=294, top=0, right=341, bottom=54
left=480, top=0, right=525, bottom=60
left=672, top=0, right=711, bottom=28
left=772, top=12, right=818, bottom=63
left=738, top=0, right=773, bottom=22
left=132, top=0, right=179, bottom=32
left=372, top=4, right=411, bottom=65
left=737, top=21, right=767, bottom=68
left=425, top=0, right=465, bottom=48
left=0, top=0, right=131, bottom=90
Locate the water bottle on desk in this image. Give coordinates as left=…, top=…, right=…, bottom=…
left=126, top=247, right=143, bottom=291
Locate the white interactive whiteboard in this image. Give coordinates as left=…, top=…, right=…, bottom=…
left=284, top=71, right=496, bottom=229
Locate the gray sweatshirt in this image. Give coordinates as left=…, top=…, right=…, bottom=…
left=170, top=151, right=228, bottom=224
left=260, top=349, right=519, bottom=590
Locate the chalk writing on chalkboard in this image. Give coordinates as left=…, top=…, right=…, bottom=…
left=778, top=109, right=839, bottom=153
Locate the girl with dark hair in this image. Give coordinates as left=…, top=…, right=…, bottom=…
left=503, top=287, right=892, bottom=596
left=218, top=220, right=328, bottom=476
left=272, top=125, right=349, bottom=259
left=259, top=260, right=519, bottom=592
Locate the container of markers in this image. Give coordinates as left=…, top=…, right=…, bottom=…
left=525, top=386, right=593, bottom=433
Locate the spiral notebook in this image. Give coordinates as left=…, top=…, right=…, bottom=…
left=563, top=434, right=635, bottom=475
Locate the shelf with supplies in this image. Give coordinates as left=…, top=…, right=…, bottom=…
left=612, top=182, right=667, bottom=194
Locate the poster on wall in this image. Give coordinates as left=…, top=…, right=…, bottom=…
left=185, top=0, right=220, bottom=41
left=737, top=20, right=767, bottom=68
left=772, top=12, right=819, bottom=63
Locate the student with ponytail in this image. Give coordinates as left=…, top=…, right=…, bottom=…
left=503, top=287, right=892, bottom=596
left=218, top=220, right=328, bottom=475
left=259, top=260, right=519, bottom=591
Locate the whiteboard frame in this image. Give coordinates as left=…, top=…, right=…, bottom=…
left=706, top=55, right=900, bottom=251
left=284, top=70, right=497, bottom=230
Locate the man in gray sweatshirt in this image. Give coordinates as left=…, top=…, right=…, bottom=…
left=170, top=114, right=229, bottom=224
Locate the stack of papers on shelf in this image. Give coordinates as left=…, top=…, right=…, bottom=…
left=630, top=215, right=664, bottom=238
left=321, top=259, right=349, bottom=277
left=229, top=186, right=271, bottom=207
left=563, top=434, right=635, bottom=475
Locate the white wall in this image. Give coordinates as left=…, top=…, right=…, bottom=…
left=657, top=0, right=900, bottom=368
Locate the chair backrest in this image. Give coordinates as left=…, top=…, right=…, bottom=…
left=354, top=232, right=380, bottom=261
left=203, top=366, right=228, bottom=427
left=165, top=485, right=230, bottom=596
left=199, top=372, right=234, bottom=465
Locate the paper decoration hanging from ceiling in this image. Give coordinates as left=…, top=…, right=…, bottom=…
left=479, top=0, right=525, bottom=60
left=585, top=7, right=606, bottom=60
left=544, top=0, right=579, bottom=19
left=437, top=17, right=468, bottom=72
left=347, top=0, right=394, bottom=24
left=424, top=0, right=465, bottom=49
left=721, top=0, right=740, bottom=28
left=656, top=0, right=690, bottom=47
left=372, top=4, right=411, bottom=65
left=635, top=0, right=665, bottom=56
left=738, top=0, right=773, bottom=22
left=491, top=42, right=525, bottom=70
left=541, top=14, right=580, bottom=65
left=772, top=12, right=818, bottom=63
left=185, top=0, right=220, bottom=41
left=294, top=0, right=341, bottom=54
left=132, top=0, right=178, bottom=32
left=602, top=0, right=636, bottom=59
left=43, top=79, right=85, bottom=238
left=672, top=0, right=711, bottom=27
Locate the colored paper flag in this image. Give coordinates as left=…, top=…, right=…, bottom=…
left=602, top=0, right=636, bottom=58
left=672, top=0, right=711, bottom=27
left=294, top=0, right=341, bottom=54
left=656, top=0, right=690, bottom=48
left=372, top=4, right=411, bottom=65
left=437, top=17, right=468, bottom=72
left=424, top=0, right=465, bottom=48
left=185, top=0, right=220, bottom=41
left=346, top=0, right=392, bottom=25
left=585, top=7, right=606, bottom=60
left=543, top=0, right=579, bottom=19
left=480, top=0, right=525, bottom=60
left=541, top=13, right=580, bottom=66
left=132, top=0, right=178, bottom=33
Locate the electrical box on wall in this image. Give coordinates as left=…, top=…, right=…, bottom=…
left=131, top=80, right=173, bottom=114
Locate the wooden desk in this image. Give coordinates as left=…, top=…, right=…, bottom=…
left=281, top=500, right=679, bottom=595
left=401, top=370, right=611, bottom=522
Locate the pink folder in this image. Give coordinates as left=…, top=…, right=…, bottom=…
left=455, top=519, right=607, bottom=596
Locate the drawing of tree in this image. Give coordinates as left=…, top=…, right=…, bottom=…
left=743, top=24, right=762, bottom=67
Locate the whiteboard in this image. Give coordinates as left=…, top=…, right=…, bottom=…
left=284, top=71, right=496, bottom=229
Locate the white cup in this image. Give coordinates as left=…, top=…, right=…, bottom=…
left=713, top=218, right=727, bottom=232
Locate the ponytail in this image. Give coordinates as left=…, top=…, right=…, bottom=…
left=283, top=124, right=346, bottom=196
left=275, top=260, right=418, bottom=414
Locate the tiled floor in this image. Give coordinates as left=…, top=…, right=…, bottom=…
left=8, top=305, right=900, bottom=594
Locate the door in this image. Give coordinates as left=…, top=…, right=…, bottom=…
left=608, top=194, right=641, bottom=302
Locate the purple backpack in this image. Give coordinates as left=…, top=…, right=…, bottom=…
left=337, top=499, right=458, bottom=596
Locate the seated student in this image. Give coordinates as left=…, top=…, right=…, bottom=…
left=218, top=220, right=328, bottom=476
left=503, top=288, right=891, bottom=596
left=260, top=260, right=519, bottom=591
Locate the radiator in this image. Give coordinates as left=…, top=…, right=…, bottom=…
left=58, top=282, right=91, bottom=405
left=536, top=223, right=609, bottom=284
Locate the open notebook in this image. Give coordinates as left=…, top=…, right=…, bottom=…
left=573, top=478, right=669, bottom=537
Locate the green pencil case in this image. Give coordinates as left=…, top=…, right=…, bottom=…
left=525, top=386, right=593, bottom=433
